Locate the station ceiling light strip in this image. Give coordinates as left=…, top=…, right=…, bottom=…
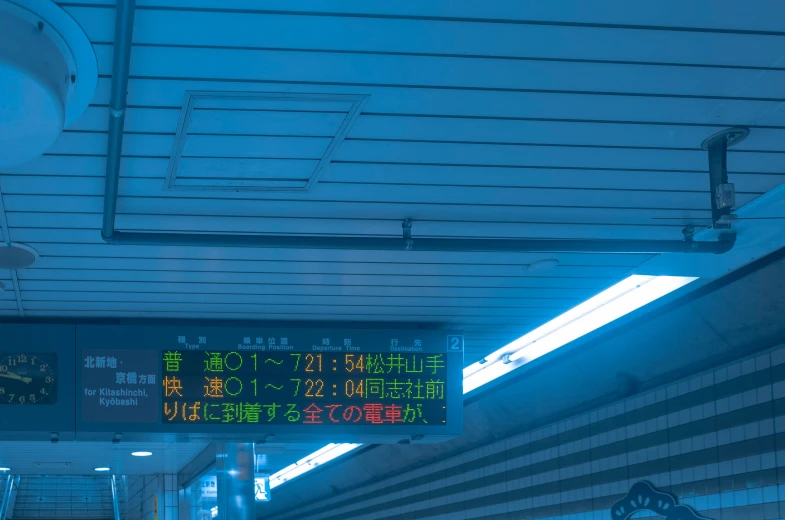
left=270, top=443, right=363, bottom=488
left=463, top=275, right=696, bottom=393
left=268, top=275, right=697, bottom=490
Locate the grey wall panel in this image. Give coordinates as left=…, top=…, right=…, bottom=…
left=265, top=345, right=785, bottom=520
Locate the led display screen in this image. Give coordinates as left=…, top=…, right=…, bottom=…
left=73, top=325, right=464, bottom=442
left=162, top=350, right=448, bottom=427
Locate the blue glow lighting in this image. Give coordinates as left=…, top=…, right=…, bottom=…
left=268, top=275, right=696, bottom=489
left=463, top=275, right=696, bottom=393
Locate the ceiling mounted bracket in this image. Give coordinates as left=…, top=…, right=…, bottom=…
left=402, top=219, right=414, bottom=251
left=255, top=434, right=274, bottom=446
left=701, top=127, right=750, bottom=231
left=682, top=225, right=696, bottom=243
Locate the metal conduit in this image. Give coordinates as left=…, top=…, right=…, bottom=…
left=103, top=230, right=735, bottom=254
left=99, top=0, right=736, bottom=255
left=101, top=0, right=136, bottom=241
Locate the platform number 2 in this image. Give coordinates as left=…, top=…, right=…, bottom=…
left=447, top=335, right=464, bottom=352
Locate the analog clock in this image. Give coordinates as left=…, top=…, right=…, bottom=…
left=0, top=353, right=57, bottom=404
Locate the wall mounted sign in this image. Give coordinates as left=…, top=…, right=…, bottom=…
left=612, top=481, right=710, bottom=519
left=254, top=475, right=270, bottom=502
left=81, top=349, right=159, bottom=423
left=200, top=476, right=217, bottom=499
left=163, top=347, right=448, bottom=427
left=154, top=327, right=461, bottom=442
left=0, top=323, right=463, bottom=444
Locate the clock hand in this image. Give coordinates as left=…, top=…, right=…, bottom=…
left=0, top=372, right=32, bottom=384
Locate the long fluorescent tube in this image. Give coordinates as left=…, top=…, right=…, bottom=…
left=463, top=275, right=695, bottom=392
left=269, top=443, right=362, bottom=489
left=268, top=275, right=696, bottom=489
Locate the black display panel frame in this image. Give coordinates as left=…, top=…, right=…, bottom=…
left=0, top=324, right=76, bottom=440
left=75, top=325, right=463, bottom=443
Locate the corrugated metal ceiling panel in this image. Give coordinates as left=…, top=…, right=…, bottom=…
left=0, top=0, right=781, bottom=364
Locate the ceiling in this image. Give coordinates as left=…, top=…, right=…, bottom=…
left=0, top=0, right=784, bottom=503
left=0, top=441, right=207, bottom=475
left=0, top=0, right=782, bottom=364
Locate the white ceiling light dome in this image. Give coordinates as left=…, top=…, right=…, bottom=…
left=0, top=0, right=97, bottom=167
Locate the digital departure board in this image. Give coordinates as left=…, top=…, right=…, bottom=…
left=162, top=350, right=448, bottom=427
left=71, top=325, right=464, bottom=443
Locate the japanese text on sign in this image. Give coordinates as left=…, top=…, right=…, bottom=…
left=161, top=351, right=448, bottom=426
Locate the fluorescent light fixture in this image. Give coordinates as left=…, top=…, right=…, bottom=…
left=463, top=275, right=696, bottom=393
left=269, top=443, right=362, bottom=489
left=0, top=467, right=9, bottom=471
left=267, top=275, right=696, bottom=489
left=94, top=467, right=110, bottom=472
left=131, top=451, right=153, bottom=457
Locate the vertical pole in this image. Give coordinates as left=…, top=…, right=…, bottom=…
left=701, top=126, right=748, bottom=231
left=707, top=136, right=730, bottom=226
left=216, top=443, right=256, bottom=520
left=0, top=475, right=14, bottom=520
left=110, top=475, right=122, bottom=520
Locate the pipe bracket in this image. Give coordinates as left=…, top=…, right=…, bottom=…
left=402, top=219, right=414, bottom=251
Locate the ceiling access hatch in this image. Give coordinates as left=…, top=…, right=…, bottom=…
left=164, top=92, right=369, bottom=192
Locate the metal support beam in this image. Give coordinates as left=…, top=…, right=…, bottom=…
left=177, top=444, right=217, bottom=490
left=216, top=443, right=255, bottom=520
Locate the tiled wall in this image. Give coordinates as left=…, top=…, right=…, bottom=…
left=125, top=474, right=178, bottom=520
left=274, top=345, right=785, bottom=520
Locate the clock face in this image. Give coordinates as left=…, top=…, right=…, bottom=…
left=0, top=353, right=57, bottom=405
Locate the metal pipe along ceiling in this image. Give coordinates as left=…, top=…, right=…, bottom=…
left=102, top=231, right=735, bottom=254
left=99, top=1, right=735, bottom=255
left=101, top=0, right=136, bottom=241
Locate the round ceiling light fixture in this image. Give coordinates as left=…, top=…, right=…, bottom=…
left=0, top=0, right=97, bottom=167
left=700, top=126, right=750, bottom=150
left=527, top=259, right=560, bottom=272
left=0, top=243, right=39, bottom=269
left=131, top=451, right=153, bottom=457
